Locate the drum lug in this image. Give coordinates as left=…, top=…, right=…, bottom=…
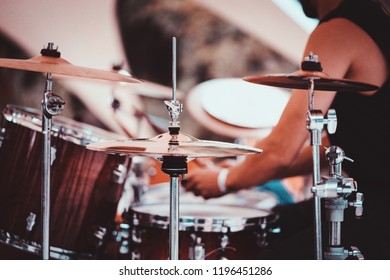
left=93, top=226, right=107, bottom=248
left=189, top=234, right=205, bottom=260
left=112, top=163, right=128, bottom=184
left=26, top=212, right=37, bottom=232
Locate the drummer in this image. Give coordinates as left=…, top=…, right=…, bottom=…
left=184, top=0, right=390, bottom=259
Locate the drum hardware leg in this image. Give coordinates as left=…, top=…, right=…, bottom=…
left=189, top=233, right=205, bottom=260
left=304, top=53, right=338, bottom=259
left=40, top=42, right=66, bottom=260
left=314, top=145, right=364, bottom=260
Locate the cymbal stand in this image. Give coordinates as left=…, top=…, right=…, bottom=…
left=314, top=146, right=364, bottom=260
left=160, top=37, right=186, bottom=260
left=40, top=42, right=65, bottom=259
left=304, top=52, right=337, bottom=259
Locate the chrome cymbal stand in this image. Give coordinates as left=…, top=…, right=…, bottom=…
left=314, top=146, right=364, bottom=260
left=161, top=37, right=186, bottom=260
left=40, top=43, right=65, bottom=259
left=304, top=53, right=337, bottom=259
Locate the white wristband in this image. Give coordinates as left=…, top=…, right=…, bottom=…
left=217, top=168, right=229, bottom=193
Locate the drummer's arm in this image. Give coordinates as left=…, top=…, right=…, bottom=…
left=277, top=134, right=329, bottom=179
left=225, top=90, right=335, bottom=192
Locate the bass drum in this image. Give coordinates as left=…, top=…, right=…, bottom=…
left=0, top=105, right=131, bottom=259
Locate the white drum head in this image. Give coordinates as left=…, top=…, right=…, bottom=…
left=196, top=78, right=290, bottom=128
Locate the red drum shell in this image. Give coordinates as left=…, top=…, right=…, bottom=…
left=0, top=105, right=131, bottom=259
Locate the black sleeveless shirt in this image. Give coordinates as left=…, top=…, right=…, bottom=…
left=322, top=0, right=390, bottom=211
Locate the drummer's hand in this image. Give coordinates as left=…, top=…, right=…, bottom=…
left=183, top=167, right=224, bottom=199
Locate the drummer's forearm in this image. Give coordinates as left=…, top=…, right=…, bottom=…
left=279, top=135, right=329, bottom=178
left=225, top=139, right=294, bottom=191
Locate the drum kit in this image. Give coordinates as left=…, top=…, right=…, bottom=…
left=0, top=38, right=378, bottom=260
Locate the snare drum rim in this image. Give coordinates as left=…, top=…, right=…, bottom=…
left=3, top=104, right=125, bottom=146
left=130, top=203, right=271, bottom=233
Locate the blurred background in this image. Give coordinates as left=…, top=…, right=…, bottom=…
left=0, top=0, right=317, bottom=142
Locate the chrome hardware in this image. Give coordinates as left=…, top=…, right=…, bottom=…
left=164, top=99, right=183, bottom=128
left=326, top=109, right=337, bottom=134
left=112, top=163, right=128, bottom=184
left=50, top=146, right=57, bottom=166
left=94, top=227, right=107, bottom=248
left=131, top=218, right=142, bottom=244
left=321, top=146, right=364, bottom=260
left=188, top=234, right=205, bottom=260
left=349, top=246, right=364, bottom=260
left=350, top=192, right=364, bottom=217
left=0, top=127, right=6, bottom=148
left=26, top=212, right=36, bottom=232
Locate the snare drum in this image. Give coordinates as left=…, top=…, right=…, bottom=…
left=0, top=105, right=131, bottom=259
left=124, top=203, right=273, bottom=260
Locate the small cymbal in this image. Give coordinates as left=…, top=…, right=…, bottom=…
left=244, top=70, right=379, bottom=92
left=86, top=132, right=262, bottom=158
left=0, top=55, right=142, bottom=83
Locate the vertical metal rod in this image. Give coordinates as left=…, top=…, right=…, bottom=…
left=312, top=144, right=322, bottom=260
left=41, top=73, right=53, bottom=260
left=169, top=176, right=180, bottom=260
left=172, top=37, right=177, bottom=101
left=308, top=78, right=322, bottom=260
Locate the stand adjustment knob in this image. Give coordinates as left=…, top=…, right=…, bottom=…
left=349, top=246, right=364, bottom=260
left=325, top=109, right=337, bottom=134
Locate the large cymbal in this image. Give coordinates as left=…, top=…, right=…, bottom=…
left=86, top=132, right=262, bottom=158
left=0, top=55, right=142, bottom=83
left=244, top=70, right=379, bottom=92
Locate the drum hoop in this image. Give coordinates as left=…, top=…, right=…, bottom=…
left=131, top=203, right=270, bottom=233
left=2, top=104, right=124, bottom=146
left=0, top=229, right=93, bottom=260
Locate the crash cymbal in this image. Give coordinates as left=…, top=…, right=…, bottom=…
left=86, top=131, right=262, bottom=158
left=244, top=70, right=379, bottom=92
left=0, top=55, right=142, bottom=83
